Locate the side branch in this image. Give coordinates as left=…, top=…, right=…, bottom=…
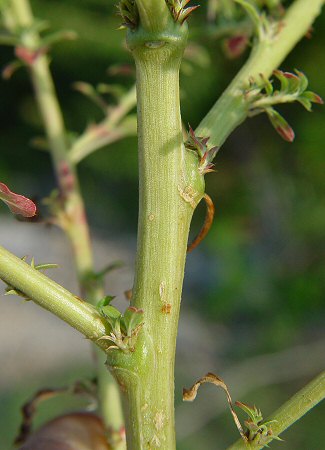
left=196, top=0, right=324, bottom=148
left=0, top=245, right=109, bottom=349
left=228, top=371, right=325, bottom=449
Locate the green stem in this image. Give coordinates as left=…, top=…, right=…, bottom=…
left=135, top=0, right=172, bottom=32
left=228, top=371, right=325, bottom=449
left=2, top=0, right=125, bottom=441
left=196, top=0, right=324, bottom=147
left=0, top=244, right=108, bottom=348
left=104, top=20, right=205, bottom=449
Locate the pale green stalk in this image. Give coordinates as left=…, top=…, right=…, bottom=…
left=105, top=17, right=205, bottom=449
left=0, top=244, right=108, bottom=347
left=107, top=0, right=324, bottom=448
left=196, top=0, right=324, bottom=147
left=0, top=1, right=324, bottom=448
left=2, top=0, right=124, bottom=441
left=228, top=371, right=325, bottom=449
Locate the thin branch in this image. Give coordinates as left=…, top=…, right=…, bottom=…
left=70, top=85, right=137, bottom=164
left=227, top=371, right=325, bottom=449
left=196, top=0, right=324, bottom=148
left=0, top=244, right=108, bottom=349
left=177, top=338, right=325, bottom=440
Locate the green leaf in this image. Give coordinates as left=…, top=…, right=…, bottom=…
left=296, top=97, right=312, bottom=112
left=121, top=306, right=144, bottom=336
left=283, top=72, right=300, bottom=94
left=260, top=74, right=273, bottom=96
left=97, top=295, right=116, bottom=310
left=102, top=305, right=121, bottom=320
left=266, top=108, right=295, bottom=142
left=273, top=70, right=289, bottom=92
left=295, top=69, right=308, bottom=92
left=34, top=263, right=58, bottom=271
left=236, top=401, right=263, bottom=423
left=302, top=90, right=323, bottom=104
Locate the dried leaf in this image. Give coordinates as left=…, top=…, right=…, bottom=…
left=183, top=372, right=247, bottom=442
left=187, top=193, right=215, bottom=253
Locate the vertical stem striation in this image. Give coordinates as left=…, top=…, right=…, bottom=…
left=106, top=23, right=205, bottom=450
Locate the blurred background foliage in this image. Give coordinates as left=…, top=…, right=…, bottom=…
left=0, top=0, right=324, bottom=449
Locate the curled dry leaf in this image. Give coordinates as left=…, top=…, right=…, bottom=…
left=183, top=372, right=247, bottom=443
left=19, top=412, right=111, bottom=450
left=187, top=193, right=215, bottom=253
left=0, top=182, right=36, bottom=217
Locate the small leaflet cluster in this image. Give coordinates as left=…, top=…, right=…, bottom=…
left=166, top=0, right=200, bottom=25
left=118, top=0, right=139, bottom=30
left=183, top=372, right=282, bottom=445
left=97, top=296, right=144, bottom=352
left=4, top=257, right=58, bottom=300
left=245, top=70, right=323, bottom=142
left=185, top=126, right=219, bottom=175
left=236, top=401, right=283, bottom=445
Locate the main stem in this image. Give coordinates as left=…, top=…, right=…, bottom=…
left=106, top=23, right=205, bottom=450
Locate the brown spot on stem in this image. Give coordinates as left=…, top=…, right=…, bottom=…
left=178, top=185, right=199, bottom=208
left=161, top=304, right=172, bottom=314
left=124, top=289, right=132, bottom=301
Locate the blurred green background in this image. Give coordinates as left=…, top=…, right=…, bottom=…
left=0, top=1, right=324, bottom=449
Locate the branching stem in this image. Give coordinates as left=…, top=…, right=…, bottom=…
left=228, top=371, right=325, bottom=449
left=0, top=244, right=108, bottom=348
left=2, top=0, right=125, bottom=441
left=196, top=0, right=324, bottom=148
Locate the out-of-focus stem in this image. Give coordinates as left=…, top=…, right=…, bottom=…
left=70, top=85, right=137, bottom=164
left=2, top=0, right=125, bottom=442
